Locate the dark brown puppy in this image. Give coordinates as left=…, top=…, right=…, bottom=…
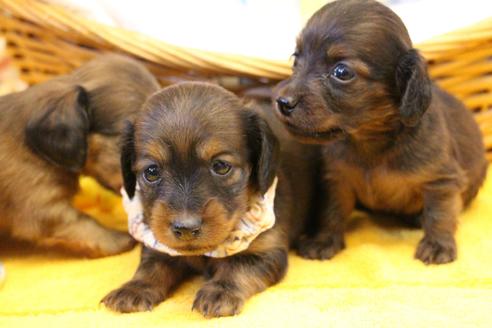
left=275, top=0, right=488, bottom=264
left=0, top=54, right=159, bottom=257
left=102, top=82, right=318, bottom=317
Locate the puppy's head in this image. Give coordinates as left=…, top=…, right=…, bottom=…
left=275, top=0, right=432, bottom=144
left=25, top=81, right=91, bottom=173
left=25, top=55, right=158, bottom=192
left=121, top=82, right=279, bottom=255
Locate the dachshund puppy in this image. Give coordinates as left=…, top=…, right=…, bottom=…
left=275, top=0, right=488, bottom=264
left=102, top=82, right=318, bottom=317
left=0, top=54, right=159, bottom=257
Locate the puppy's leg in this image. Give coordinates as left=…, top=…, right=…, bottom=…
left=297, top=178, right=355, bottom=260
left=102, top=247, right=190, bottom=312
left=193, top=232, right=288, bottom=318
left=415, top=178, right=462, bottom=264
left=14, top=203, right=135, bottom=257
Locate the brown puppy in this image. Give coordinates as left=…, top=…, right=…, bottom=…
left=0, top=54, right=159, bottom=257
left=275, top=0, right=488, bottom=264
left=102, top=82, right=318, bottom=317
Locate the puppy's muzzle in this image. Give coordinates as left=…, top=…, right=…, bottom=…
left=276, top=96, right=298, bottom=116
left=171, top=216, right=202, bottom=241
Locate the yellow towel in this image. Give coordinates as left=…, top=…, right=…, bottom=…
left=0, top=171, right=491, bottom=327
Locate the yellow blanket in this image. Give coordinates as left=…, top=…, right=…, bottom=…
left=0, top=172, right=491, bottom=327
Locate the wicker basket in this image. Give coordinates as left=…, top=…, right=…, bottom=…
left=1, top=0, right=492, bottom=160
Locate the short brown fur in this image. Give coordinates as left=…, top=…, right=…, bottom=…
left=275, top=0, right=488, bottom=264
left=102, top=82, right=320, bottom=317
left=0, top=54, right=159, bottom=257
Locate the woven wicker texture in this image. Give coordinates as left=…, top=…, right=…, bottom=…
left=1, top=0, right=491, bottom=159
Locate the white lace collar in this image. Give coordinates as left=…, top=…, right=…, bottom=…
left=121, top=178, right=277, bottom=258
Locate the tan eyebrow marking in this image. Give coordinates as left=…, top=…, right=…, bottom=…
left=326, top=44, right=371, bottom=77
left=136, top=140, right=170, bottom=170
left=196, top=138, right=230, bottom=162
left=326, top=43, right=354, bottom=59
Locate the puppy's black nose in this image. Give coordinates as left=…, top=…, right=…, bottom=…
left=276, top=97, right=297, bottom=116
left=171, top=217, right=202, bottom=241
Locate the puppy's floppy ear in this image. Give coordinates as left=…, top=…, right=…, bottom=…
left=395, top=49, right=432, bottom=127
left=25, top=85, right=90, bottom=172
left=121, top=121, right=137, bottom=198
left=243, top=110, right=279, bottom=195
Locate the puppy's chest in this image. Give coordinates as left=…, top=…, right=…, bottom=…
left=333, top=162, right=424, bottom=215
left=183, top=257, right=228, bottom=277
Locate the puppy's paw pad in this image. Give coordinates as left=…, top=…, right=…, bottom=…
left=296, top=235, right=345, bottom=260
left=101, top=282, right=161, bottom=313
left=193, top=282, right=244, bottom=318
left=415, top=236, right=457, bottom=265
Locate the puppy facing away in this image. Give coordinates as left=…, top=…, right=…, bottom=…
left=102, top=82, right=319, bottom=317
left=0, top=54, right=159, bottom=257
left=275, top=0, right=488, bottom=264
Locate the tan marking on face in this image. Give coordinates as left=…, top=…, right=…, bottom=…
left=149, top=201, right=176, bottom=245
left=326, top=43, right=355, bottom=60
left=325, top=44, right=371, bottom=78
left=348, top=60, right=371, bottom=78
left=149, top=197, right=245, bottom=254
left=140, top=140, right=170, bottom=165
left=317, top=114, right=343, bottom=131
left=196, top=138, right=231, bottom=162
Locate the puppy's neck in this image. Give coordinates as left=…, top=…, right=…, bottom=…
left=346, top=115, right=403, bottom=160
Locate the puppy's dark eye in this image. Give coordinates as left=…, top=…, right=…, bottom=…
left=143, top=165, right=161, bottom=183
left=211, top=160, right=232, bottom=176
left=331, top=63, right=355, bottom=82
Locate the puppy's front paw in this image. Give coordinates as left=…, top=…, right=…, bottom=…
left=92, top=230, right=136, bottom=258
left=101, top=281, right=163, bottom=313
left=296, top=234, right=345, bottom=260
left=415, top=236, right=457, bottom=264
left=78, top=228, right=137, bottom=258
left=192, top=281, right=244, bottom=318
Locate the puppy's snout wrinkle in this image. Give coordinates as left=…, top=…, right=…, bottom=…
left=171, top=216, right=202, bottom=241
left=276, top=96, right=298, bottom=116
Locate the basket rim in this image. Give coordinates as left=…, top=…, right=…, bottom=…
left=1, top=0, right=492, bottom=79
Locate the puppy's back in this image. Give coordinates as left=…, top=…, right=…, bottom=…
left=71, top=54, right=158, bottom=92
left=70, top=54, right=160, bottom=132
left=434, top=87, right=488, bottom=205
